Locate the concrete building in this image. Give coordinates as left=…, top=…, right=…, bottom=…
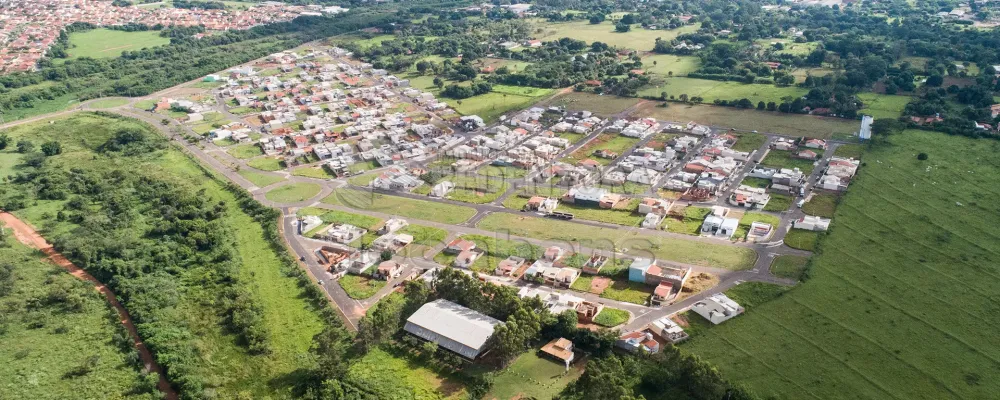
left=691, top=293, right=744, bottom=324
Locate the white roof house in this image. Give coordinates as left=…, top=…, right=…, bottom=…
left=404, top=299, right=502, bottom=359
left=793, top=215, right=831, bottom=231
left=691, top=293, right=744, bottom=324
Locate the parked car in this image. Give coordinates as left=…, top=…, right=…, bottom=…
left=796, top=199, right=805, bottom=208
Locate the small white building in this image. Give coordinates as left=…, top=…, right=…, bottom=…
left=793, top=215, right=831, bottom=231
left=691, top=293, right=744, bottom=324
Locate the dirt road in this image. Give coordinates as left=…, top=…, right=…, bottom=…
left=0, top=212, right=178, bottom=400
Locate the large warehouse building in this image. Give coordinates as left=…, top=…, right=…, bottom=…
left=403, top=299, right=502, bottom=360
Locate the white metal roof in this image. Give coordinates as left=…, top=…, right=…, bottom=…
left=404, top=299, right=501, bottom=359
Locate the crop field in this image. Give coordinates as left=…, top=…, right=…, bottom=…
left=477, top=213, right=757, bottom=270
left=633, top=102, right=859, bottom=139
left=639, top=77, right=808, bottom=104
left=322, top=189, right=477, bottom=225
left=563, top=133, right=639, bottom=165
left=62, top=29, right=170, bottom=60
left=684, top=129, right=1000, bottom=399
left=857, top=93, right=912, bottom=119
left=533, top=20, right=700, bottom=50
left=641, top=54, right=701, bottom=77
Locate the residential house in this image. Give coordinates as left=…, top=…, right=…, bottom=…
left=430, top=181, right=455, bottom=198
left=649, top=316, right=689, bottom=344
left=692, top=293, right=744, bottom=324
left=616, top=331, right=660, bottom=354
left=793, top=215, right=830, bottom=231
left=638, top=197, right=669, bottom=215
left=378, top=218, right=409, bottom=235
left=729, top=186, right=770, bottom=209
left=374, top=260, right=404, bottom=280
left=540, top=338, right=575, bottom=369
left=495, top=256, right=526, bottom=276
left=318, top=223, right=366, bottom=244
left=444, top=238, right=477, bottom=254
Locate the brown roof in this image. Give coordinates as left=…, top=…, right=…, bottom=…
left=541, top=338, right=574, bottom=361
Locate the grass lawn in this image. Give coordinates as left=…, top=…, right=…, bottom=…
left=600, top=281, right=653, bottom=305
left=62, top=29, right=170, bottom=60
left=684, top=129, right=1000, bottom=399
left=323, top=189, right=477, bottom=225
left=594, top=307, right=631, bottom=327
left=664, top=206, right=712, bottom=235
left=740, top=176, right=771, bottom=189
left=264, top=183, right=322, bottom=203
left=477, top=213, right=756, bottom=270
left=641, top=54, right=701, bottom=77
left=344, top=347, right=468, bottom=399
left=226, top=143, right=264, bottom=159
left=134, top=99, right=157, bottom=110
left=1, top=113, right=324, bottom=398
left=761, top=150, right=816, bottom=175
left=857, top=92, right=912, bottom=119
left=723, top=282, right=790, bottom=309
left=557, top=201, right=645, bottom=226
left=445, top=175, right=509, bottom=204
left=735, top=212, right=781, bottom=239
left=730, top=132, right=768, bottom=152
left=639, top=77, right=807, bottom=104
left=634, top=102, right=859, bottom=139
left=297, top=207, right=383, bottom=231
left=0, top=240, right=148, bottom=400
left=348, top=160, right=379, bottom=174
left=763, top=193, right=793, bottom=212
left=445, top=87, right=554, bottom=124
left=543, top=91, right=642, bottom=116
left=770, top=255, right=810, bottom=281
left=563, top=133, right=639, bottom=165
left=292, top=165, right=334, bottom=179
left=834, top=143, right=865, bottom=159
left=338, top=275, right=385, bottom=300
left=487, top=352, right=584, bottom=400
left=533, top=20, right=700, bottom=50
left=0, top=151, right=22, bottom=178
left=802, top=193, right=839, bottom=218
left=87, top=98, right=129, bottom=109
left=477, top=165, right=528, bottom=179
left=238, top=169, right=284, bottom=188
left=436, top=234, right=542, bottom=274
left=247, top=157, right=284, bottom=171
left=783, top=229, right=820, bottom=251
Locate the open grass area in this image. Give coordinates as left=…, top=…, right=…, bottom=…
left=730, top=132, right=768, bottom=152
left=323, top=189, right=477, bottom=225
left=445, top=87, right=554, bottom=124
left=477, top=213, right=757, bottom=270
left=683, top=129, right=1000, bottom=400
left=87, top=98, right=129, bottom=109
left=740, top=176, right=771, bottom=189
left=1, top=113, right=325, bottom=398
left=763, top=193, right=793, bottom=212
left=63, top=29, right=170, bottom=60
left=227, top=144, right=261, bottom=161
left=338, top=275, right=385, bottom=300
left=723, top=282, right=790, bottom=309
left=563, top=133, right=639, bottom=165
left=543, top=91, right=643, bottom=116
left=857, top=92, right=912, bottom=119
left=802, top=193, right=839, bottom=218
left=477, top=165, right=528, bottom=179
left=600, top=280, right=653, bottom=305
left=633, top=102, right=860, bottom=139
left=246, top=156, right=284, bottom=171
left=436, top=234, right=542, bottom=274
left=264, top=183, right=322, bottom=203
left=237, top=169, right=284, bottom=188
left=664, top=206, right=712, bottom=235
left=292, top=165, right=334, bottom=179
left=594, top=307, right=631, bottom=327
left=735, top=212, right=781, bottom=240
left=770, top=255, right=810, bottom=281
left=639, top=77, right=807, bottom=104
left=783, top=229, right=820, bottom=251
left=487, top=352, right=584, bottom=400
left=0, top=240, right=149, bottom=399
left=641, top=54, right=701, bottom=77
left=834, top=143, right=865, bottom=159
left=297, top=207, right=383, bottom=231
left=761, top=150, right=817, bottom=175
left=445, top=175, right=509, bottom=204
left=345, top=347, right=468, bottom=399
left=557, top=201, right=645, bottom=226
left=533, top=20, right=700, bottom=50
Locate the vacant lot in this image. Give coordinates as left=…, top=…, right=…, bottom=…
left=783, top=229, right=820, bottom=251
left=684, top=129, right=1000, bottom=399
left=633, top=103, right=860, bottom=139
left=345, top=347, right=468, bottom=399
left=563, top=133, right=639, bottom=165
left=264, top=183, right=322, bottom=203
left=594, top=307, right=631, bottom=327
left=63, top=29, right=170, bottom=60
left=543, top=91, right=643, bottom=116
left=338, top=275, right=385, bottom=299
left=770, top=255, right=810, bottom=281
left=533, top=20, right=700, bottom=50
left=238, top=169, right=284, bottom=188
left=445, top=88, right=554, bottom=123
left=761, top=150, right=817, bottom=175
left=857, top=93, right=912, bottom=119
left=802, top=193, right=839, bottom=218
left=639, top=77, right=807, bottom=104
left=323, top=189, right=477, bottom=225
left=641, top=54, right=701, bottom=76
left=477, top=213, right=757, bottom=270
left=487, top=352, right=584, bottom=400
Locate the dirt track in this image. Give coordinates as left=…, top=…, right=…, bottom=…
left=0, top=212, right=178, bottom=400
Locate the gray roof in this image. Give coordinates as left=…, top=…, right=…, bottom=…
left=404, top=299, right=501, bottom=359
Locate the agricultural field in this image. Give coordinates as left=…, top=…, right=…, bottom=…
left=0, top=113, right=326, bottom=398
left=264, top=183, right=322, bottom=203
left=487, top=352, right=585, bottom=400
left=633, top=102, right=860, bottom=139
left=476, top=213, right=757, bottom=270
left=322, top=189, right=477, bottom=225
left=684, top=129, right=1000, bottom=400
left=532, top=20, right=700, bottom=50
left=857, top=92, right=912, bottom=119
left=62, top=29, right=170, bottom=61
left=0, top=239, right=152, bottom=400
left=639, top=77, right=808, bottom=104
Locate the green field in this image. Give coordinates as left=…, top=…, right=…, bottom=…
left=533, top=20, right=700, bottom=50
left=444, top=86, right=555, bottom=123
left=0, top=239, right=151, bottom=399
left=247, top=156, right=284, bottom=171
left=63, top=29, right=171, bottom=60
left=544, top=91, right=643, bottom=116
left=594, top=307, right=631, bottom=327
left=770, top=255, right=810, bottom=281
left=783, top=229, right=820, bottom=251
left=292, top=165, right=334, bottom=179
left=322, top=189, right=477, bottom=225
left=563, top=133, right=639, bottom=165
left=0, top=113, right=325, bottom=398
left=764, top=193, right=793, bottom=212
left=761, top=150, right=817, bottom=175
left=834, top=144, right=865, bottom=159
left=338, top=275, right=385, bottom=299
left=684, top=129, right=1000, bottom=399
left=264, top=183, right=322, bottom=203
left=639, top=77, right=808, bottom=104
left=641, top=54, right=701, bottom=77
left=802, top=193, right=839, bottom=218
left=635, top=102, right=859, bottom=139
left=487, top=352, right=584, bottom=400
left=238, top=169, right=284, bottom=188
left=857, top=93, right=912, bottom=119
left=477, top=213, right=757, bottom=270
left=86, top=98, right=130, bottom=109
left=344, top=347, right=468, bottom=399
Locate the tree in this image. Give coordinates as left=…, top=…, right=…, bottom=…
left=358, top=292, right=403, bottom=350
left=925, top=74, right=944, bottom=87
left=16, top=140, right=34, bottom=153
left=620, top=14, right=636, bottom=25
left=917, top=152, right=929, bottom=160
left=41, top=141, right=62, bottom=156
left=589, top=15, right=604, bottom=24
left=0, top=133, right=9, bottom=150
left=870, top=119, right=901, bottom=143
left=380, top=249, right=393, bottom=261
left=757, top=101, right=766, bottom=110
left=615, top=23, right=631, bottom=33
left=312, top=323, right=352, bottom=379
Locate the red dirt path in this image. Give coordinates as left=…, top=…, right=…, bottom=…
left=0, top=212, right=178, bottom=400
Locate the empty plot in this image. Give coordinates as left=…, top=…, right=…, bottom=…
left=633, top=103, right=859, bottom=139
